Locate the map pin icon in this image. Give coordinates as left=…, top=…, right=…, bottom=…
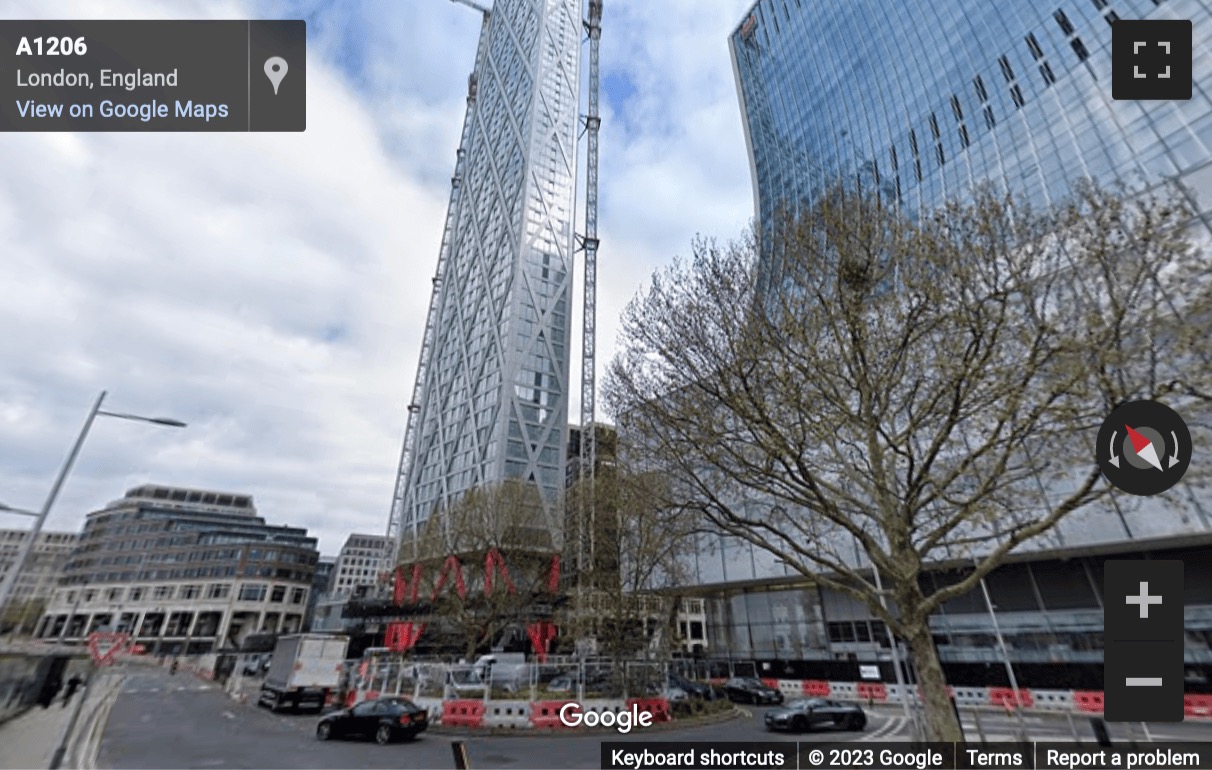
left=264, top=57, right=288, bottom=95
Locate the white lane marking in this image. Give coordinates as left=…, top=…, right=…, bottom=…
left=861, top=715, right=905, bottom=740
left=222, top=711, right=235, bottom=720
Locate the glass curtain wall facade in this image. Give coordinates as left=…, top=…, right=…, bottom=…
left=707, top=0, right=1212, bottom=668
left=732, top=0, right=1212, bottom=289
left=393, top=0, right=581, bottom=547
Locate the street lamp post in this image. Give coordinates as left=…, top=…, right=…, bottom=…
left=0, top=391, right=186, bottom=630
left=975, top=560, right=1030, bottom=742
left=847, top=529, right=920, bottom=740
left=870, top=563, right=923, bottom=741
left=55, top=581, right=87, bottom=648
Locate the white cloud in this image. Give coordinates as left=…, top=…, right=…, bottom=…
left=0, top=0, right=757, bottom=556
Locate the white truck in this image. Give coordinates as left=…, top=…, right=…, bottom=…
left=258, top=633, right=349, bottom=713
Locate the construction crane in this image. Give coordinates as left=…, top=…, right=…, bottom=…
left=449, top=0, right=490, bottom=14
left=576, top=0, right=603, bottom=614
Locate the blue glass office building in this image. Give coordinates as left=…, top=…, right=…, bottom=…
left=732, top=0, right=1212, bottom=245
left=673, top=0, right=1212, bottom=674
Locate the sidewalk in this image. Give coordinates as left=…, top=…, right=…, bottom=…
left=0, top=670, right=125, bottom=770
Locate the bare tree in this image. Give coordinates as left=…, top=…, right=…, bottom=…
left=605, top=183, right=1212, bottom=740
left=566, top=456, right=697, bottom=662
left=402, top=479, right=560, bottom=660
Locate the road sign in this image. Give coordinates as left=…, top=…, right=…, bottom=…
left=86, top=631, right=130, bottom=665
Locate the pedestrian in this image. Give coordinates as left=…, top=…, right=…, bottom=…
left=61, top=674, right=84, bottom=707
left=39, top=676, right=62, bottom=709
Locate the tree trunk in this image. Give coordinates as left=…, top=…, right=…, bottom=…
left=904, top=620, right=962, bottom=742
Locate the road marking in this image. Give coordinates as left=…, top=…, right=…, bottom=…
left=221, top=711, right=235, bottom=720
left=862, top=716, right=905, bottom=740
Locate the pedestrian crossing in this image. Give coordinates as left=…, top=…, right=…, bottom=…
left=123, top=684, right=213, bottom=694
left=862, top=716, right=1042, bottom=742
left=862, top=716, right=907, bottom=740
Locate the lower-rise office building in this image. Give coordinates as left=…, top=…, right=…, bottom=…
left=36, top=485, right=319, bottom=655
left=0, top=529, right=78, bottom=634
left=308, top=534, right=395, bottom=636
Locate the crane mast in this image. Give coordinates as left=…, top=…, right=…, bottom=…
left=577, top=0, right=602, bottom=606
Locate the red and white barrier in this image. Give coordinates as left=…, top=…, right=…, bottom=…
left=1186, top=694, right=1212, bottom=718
left=442, top=699, right=486, bottom=727
left=483, top=700, right=531, bottom=729
left=530, top=700, right=575, bottom=728
left=733, top=678, right=1211, bottom=719
left=989, top=687, right=1033, bottom=709
left=309, top=675, right=1212, bottom=730
left=627, top=697, right=672, bottom=723
left=802, top=680, right=830, bottom=697
left=1073, top=690, right=1104, bottom=712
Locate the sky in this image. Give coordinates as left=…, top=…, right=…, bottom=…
left=0, top=0, right=756, bottom=556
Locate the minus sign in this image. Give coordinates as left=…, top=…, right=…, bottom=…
left=1126, top=678, right=1163, bottom=687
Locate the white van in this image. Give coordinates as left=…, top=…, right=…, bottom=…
left=473, top=653, right=528, bottom=693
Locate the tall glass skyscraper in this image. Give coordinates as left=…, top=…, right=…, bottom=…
left=731, top=0, right=1212, bottom=276
left=389, top=0, right=580, bottom=548
left=685, top=0, right=1212, bottom=664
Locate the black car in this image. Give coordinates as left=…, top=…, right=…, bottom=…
left=316, top=697, right=429, bottom=745
left=764, top=698, right=866, bottom=732
left=724, top=677, right=784, bottom=705
left=668, top=674, right=719, bottom=700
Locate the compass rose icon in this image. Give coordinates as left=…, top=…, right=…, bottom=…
left=1098, top=400, right=1191, bottom=496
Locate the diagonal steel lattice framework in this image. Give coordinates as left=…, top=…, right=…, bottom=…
left=387, top=0, right=590, bottom=560
left=576, top=0, right=602, bottom=604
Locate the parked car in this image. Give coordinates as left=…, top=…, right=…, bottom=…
left=446, top=668, right=486, bottom=697
left=724, top=677, right=784, bottom=705
left=316, top=697, right=429, bottom=744
left=241, top=654, right=272, bottom=676
left=764, top=698, right=866, bottom=732
left=668, top=674, right=719, bottom=700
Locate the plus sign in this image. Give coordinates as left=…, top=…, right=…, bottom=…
left=1126, top=581, right=1163, bottom=619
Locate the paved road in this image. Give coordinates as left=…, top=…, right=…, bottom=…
left=871, top=704, right=1212, bottom=742
left=96, top=668, right=881, bottom=769
left=96, top=669, right=1212, bottom=769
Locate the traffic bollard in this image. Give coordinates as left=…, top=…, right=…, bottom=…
left=452, top=740, right=471, bottom=770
